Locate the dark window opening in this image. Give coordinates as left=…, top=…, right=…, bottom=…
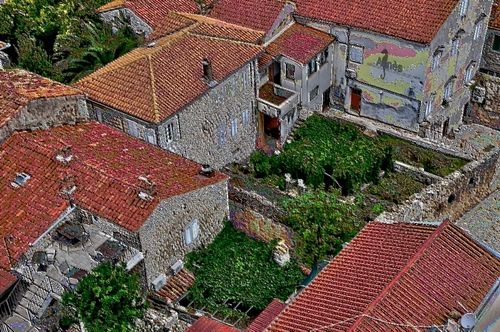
left=493, top=35, right=500, bottom=52
left=448, top=194, right=455, bottom=204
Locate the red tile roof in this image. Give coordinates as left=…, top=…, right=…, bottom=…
left=209, top=0, right=286, bottom=33
left=0, top=122, right=227, bottom=284
left=75, top=25, right=262, bottom=124
left=97, top=0, right=215, bottom=29
left=294, top=0, right=460, bottom=43
left=148, top=12, right=265, bottom=44
left=186, top=316, right=240, bottom=332
left=0, top=270, right=17, bottom=295
left=265, top=221, right=500, bottom=331
left=0, top=69, right=82, bottom=128
left=490, top=4, right=500, bottom=30
left=258, top=53, right=274, bottom=69
left=157, top=268, right=195, bottom=301
left=266, top=24, right=335, bottom=64
left=246, top=299, right=285, bottom=332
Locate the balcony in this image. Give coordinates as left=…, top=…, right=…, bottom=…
left=257, top=83, right=299, bottom=119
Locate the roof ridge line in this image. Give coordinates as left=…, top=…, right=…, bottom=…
left=186, top=31, right=264, bottom=47
left=347, top=219, right=451, bottom=331
left=147, top=54, right=160, bottom=123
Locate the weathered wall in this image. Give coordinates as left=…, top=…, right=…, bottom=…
left=139, top=180, right=228, bottom=285
left=421, top=0, right=491, bottom=138
left=0, top=95, right=88, bottom=143
left=393, top=161, right=443, bottom=185
left=480, top=28, right=500, bottom=75
left=467, top=73, right=500, bottom=129
left=265, top=2, right=296, bottom=43
left=377, top=148, right=500, bottom=223
left=160, top=63, right=258, bottom=169
left=98, top=7, right=152, bottom=37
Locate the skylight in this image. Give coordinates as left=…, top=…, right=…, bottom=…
left=11, top=172, right=30, bottom=187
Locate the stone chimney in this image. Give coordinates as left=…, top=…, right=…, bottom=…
left=202, top=57, right=216, bottom=86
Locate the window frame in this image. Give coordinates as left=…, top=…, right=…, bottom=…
left=307, top=59, right=317, bottom=76
left=460, top=0, right=468, bottom=17
left=309, top=85, right=319, bottom=102
left=492, top=35, right=500, bottom=52
left=474, top=22, right=482, bottom=40
left=349, top=45, right=364, bottom=64
left=320, top=48, right=329, bottom=66
left=242, top=109, right=250, bottom=126
left=425, top=99, right=432, bottom=118
left=465, top=62, right=475, bottom=83
left=231, top=118, right=238, bottom=137
left=165, top=122, right=175, bottom=143
left=444, top=81, right=453, bottom=100
left=432, top=51, right=441, bottom=71
left=184, top=219, right=199, bottom=246
left=218, top=125, right=227, bottom=146
left=451, top=38, right=459, bottom=56
left=285, top=63, right=295, bottom=80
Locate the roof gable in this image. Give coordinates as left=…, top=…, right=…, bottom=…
left=265, top=221, right=500, bottom=331
left=294, top=0, right=460, bottom=43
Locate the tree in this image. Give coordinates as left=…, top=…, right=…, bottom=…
left=15, top=34, right=53, bottom=78
left=281, top=190, right=364, bottom=267
left=62, top=262, right=148, bottom=332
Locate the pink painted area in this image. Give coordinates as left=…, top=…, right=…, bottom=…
left=391, top=102, right=399, bottom=107
left=363, top=91, right=374, bottom=102
left=364, top=42, right=417, bottom=58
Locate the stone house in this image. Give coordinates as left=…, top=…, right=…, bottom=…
left=294, top=0, right=492, bottom=139
left=257, top=24, right=335, bottom=148
left=265, top=220, right=500, bottom=331
left=0, top=69, right=88, bottom=143
left=96, top=0, right=216, bottom=37
left=480, top=3, right=500, bottom=76
left=75, top=14, right=263, bottom=170
left=0, top=122, right=228, bottom=324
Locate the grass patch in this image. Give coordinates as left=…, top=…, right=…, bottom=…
left=185, top=223, right=304, bottom=319
left=379, top=134, right=468, bottom=177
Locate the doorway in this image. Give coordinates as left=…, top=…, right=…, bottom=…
left=350, top=88, right=362, bottom=113
left=323, top=88, right=331, bottom=111
left=442, top=118, right=449, bottom=137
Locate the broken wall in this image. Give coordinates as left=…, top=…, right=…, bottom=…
left=467, top=73, right=500, bottom=129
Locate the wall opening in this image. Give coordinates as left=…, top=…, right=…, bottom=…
left=350, top=88, right=362, bottom=113
left=448, top=194, right=455, bottom=204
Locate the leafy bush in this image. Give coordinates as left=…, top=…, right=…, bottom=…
left=281, top=190, right=364, bottom=267
left=366, top=171, right=424, bottom=204
left=250, top=115, right=392, bottom=194
left=186, top=222, right=303, bottom=315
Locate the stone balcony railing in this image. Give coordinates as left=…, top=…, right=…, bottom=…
left=257, top=83, right=299, bottom=119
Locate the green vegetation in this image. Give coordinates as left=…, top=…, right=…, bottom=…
left=0, top=0, right=139, bottom=83
left=379, top=134, right=468, bottom=177
left=62, top=262, right=148, bottom=332
left=281, top=190, right=363, bottom=267
left=250, top=114, right=393, bottom=194
left=186, top=222, right=304, bottom=318
left=366, top=171, right=424, bottom=204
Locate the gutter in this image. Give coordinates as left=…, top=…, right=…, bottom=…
left=30, top=205, right=76, bottom=247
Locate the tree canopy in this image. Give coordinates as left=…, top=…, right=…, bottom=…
left=62, top=262, right=148, bottom=332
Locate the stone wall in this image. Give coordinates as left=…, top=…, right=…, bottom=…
left=98, top=7, right=152, bottom=38
left=480, top=29, right=500, bottom=75
left=161, top=63, right=258, bottom=170
left=393, top=161, right=443, bottom=185
left=467, top=73, right=500, bottom=129
left=139, top=180, right=229, bottom=286
left=0, top=95, right=88, bottom=143
left=377, top=148, right=500, bottom=223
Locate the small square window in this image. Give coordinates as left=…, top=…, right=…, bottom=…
left=285, top=63, right=295, bottom=80
left=350, top=45, right=363, bottom=64
left=165, top=122, right=175, bottom=143
left=184, top=220, right=199, bottom=246
left=231, top=118, right=238, bottom=137
left=242, top=109, right=250, bottom=125
left=492, top=35, right=500, bottom=52
left=309, top=86, right=319, bottom=101
left=127, top=119, right=138, bottom=137
left=218, top=125, right=227, bottom=146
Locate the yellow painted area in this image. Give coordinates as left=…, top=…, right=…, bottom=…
left=385, top=114, right=395, bottom=123
left=363, top=89, right=379, bottom=103
left=448, top=57, right=456, bottom=77
left=382, top=96, right=404, bottom=108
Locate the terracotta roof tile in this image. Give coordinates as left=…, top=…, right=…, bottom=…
left=0, top=69, right=82, bottom=128
left=146, top=12, right=196, bottom=42
left=490, top=5, right=500, bottom=30
left=258, top=53, right=274, bottom=69
left=265, top=221, right=500, bottom=331
left=246, top=299, right=285, bottom=332
left=0, top=270, right=17, bottom=295
left=157, top=268, right=195, bottom=301
left=295, top=0, right=460, bottom=43
left=75, top=27, right=262, bottom=123
left=186, top=316, right=240, bottom=332
left=0, top=122, right=227, bottom=288
left=209, top=0, right=286, bottom=33
left=96, top=0, right=126, bottom=12
left=266, top=24, right=335, bottom=64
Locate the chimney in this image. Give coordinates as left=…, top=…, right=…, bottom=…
left=202, top=57, right=216, bottom=86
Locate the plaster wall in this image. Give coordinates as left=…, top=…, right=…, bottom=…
left=264, top=3, right=296, bottom=43
left=139, top=180, right=228, bottom=285
left=98, top=7, right=152, bottom=37
left=0, top=95, right=88, bottom=143
left=481, top=28, right=500, bottom=75
left=159, top=62, right=258, bottom=169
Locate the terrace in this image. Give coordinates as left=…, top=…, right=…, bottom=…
left=257, top=83, right=299, bottom=118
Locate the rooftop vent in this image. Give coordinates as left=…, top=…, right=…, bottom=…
left=56, top=145, right=73, bottom=163
left=152, top=273, right=167, bottom=292
left=199, top=164, right=213, bottom=176
left=11, top=172, right=30, bottom=188
left=147, top=42, right=157, bottom=48
left=171, top=259, right=184, bottom=275
left=137, top=176, right=157, bottom=201
left=138, top=191, right=154, bottom=202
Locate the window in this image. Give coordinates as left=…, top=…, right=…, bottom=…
left=242, top=109, right=250, bottom=125
left=231, top=118, right=238, bottom=136
left=350, top=45, right=364, bottom=64
left=259, top=67, right=268, bottom=81
left=444, top=81, right=453, bottom=100
left=432, top=51, right=441, bottom=70
left=474, top=22, right=482, bottom=40
left=465, top=63, right=475, bottom=83
left=165, top=122, right=175, bottom=143
left=146, top=129, right=156, bottom=145
left=309, top=85, right=319, bottom=101
left=307, top=59, right=317, bottom=76
left=425, top=100, right=432, bottom=117
left=493, top=35, right=500, bottom=52
left=285, top=63, right=295, bottom=80
left=460, top=0, right=468, bottom=17
left=184, top=220, right=199, bottom=246
left=451, top=38, right=459, bottom=55
left=127, top=119, right=138, bottom=137
left=218, top=125, right=227, bottom=146
left=320, top=48, right=329, bottom=66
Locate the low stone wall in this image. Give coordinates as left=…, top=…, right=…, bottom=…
left=228, top=185, right=284, bottom=222
left=377, top=148, right=500, bottom=223
left=392, top=161, right=443, bottom=185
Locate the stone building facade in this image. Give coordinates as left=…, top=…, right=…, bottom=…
left=480, top=5, right=500, bottom=76
left=295, top=0, right=492, bottom=139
